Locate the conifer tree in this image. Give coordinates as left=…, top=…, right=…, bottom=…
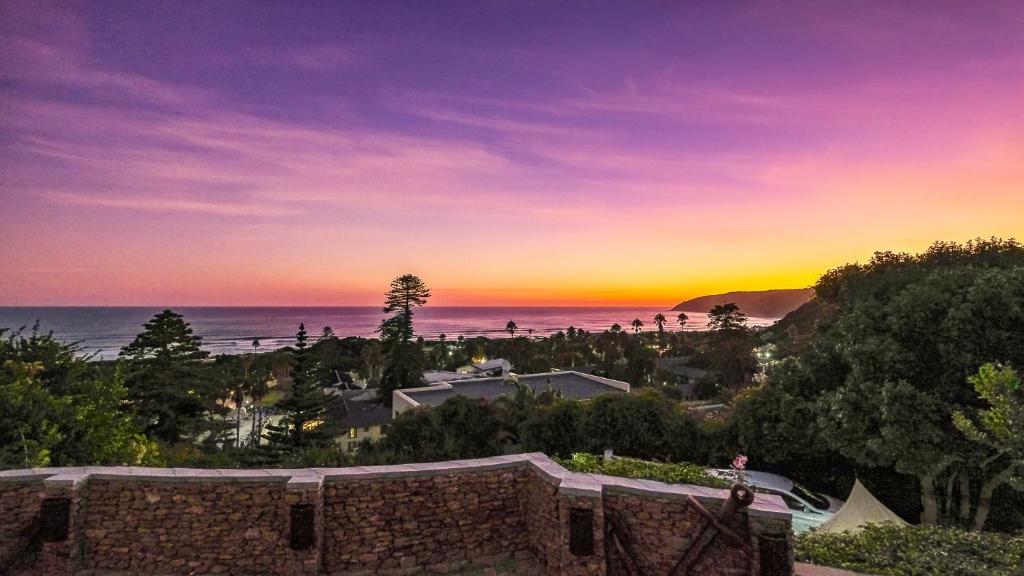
left=120, top=309, right=213, bottom=442
left=265, top=323, right=336, bottom=453
left=378, top=274, right=430, bottom=405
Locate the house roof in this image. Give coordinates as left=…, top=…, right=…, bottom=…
left=397, top=371, right=628, bottom=409
left=472, top=358, right=509, bottom=372
left=422, top=370, right=479, bottom=384
left=657, top=357, right=711, bottom=379
left=329, top=389, right=391, bottom=428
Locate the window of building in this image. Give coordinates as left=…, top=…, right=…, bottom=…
left=348, top=427, right=357, bottom=439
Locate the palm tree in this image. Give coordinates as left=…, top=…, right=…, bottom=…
left=610, top=323, right=622, bottom=333
left=631, top=318, right=644, bottom=333
left=233, top=377, right=246, bottom=448
left=654, top=313, right=667, bottom=333
left=677, top=312, right=689, bottom=331
left=506, top=320, right=518, bottom=337
left=434, top=333, right=448, bottom=370
left=246, top=338, right=261, bottom=446
left=654, top=313, right=667, bottom=351
left=249, top=375, right=270, bottom=446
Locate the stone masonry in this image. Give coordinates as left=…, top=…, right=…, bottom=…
left=0, top=454, right=793, bottom=575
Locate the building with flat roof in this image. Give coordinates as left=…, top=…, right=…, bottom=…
left=392, top=371, right=629, bottom=417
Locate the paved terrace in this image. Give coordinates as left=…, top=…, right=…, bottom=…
left=1, top=453, right=793, bottom=575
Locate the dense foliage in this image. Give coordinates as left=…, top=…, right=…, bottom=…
left=795, top=524, right=1024, bottom=576
left=0, top=327, right=159, bottom=468
left=348, top=386, right=714, bottom=466
left=748, top=238, right=1024, bottom=530
left=556, top=453, right=727, bottom=489
left=120, top=309, right=224, bottom=443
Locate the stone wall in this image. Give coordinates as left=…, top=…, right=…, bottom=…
left=322, top=465, right=528, bottom=572
left=603, top=492, right=752, bottom=574
left=0, top=454, right=793, bottom=576
left=81, top=478, right=319, bottom=575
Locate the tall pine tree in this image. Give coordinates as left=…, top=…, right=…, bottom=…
left=378, top=274, right=430, bottom=406
left=265, top=323, right=336, bottom=454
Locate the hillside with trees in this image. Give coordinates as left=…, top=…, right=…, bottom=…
left=742, top=238, right=1024, bottom=531
left=672, top=288, right=813, bottom=318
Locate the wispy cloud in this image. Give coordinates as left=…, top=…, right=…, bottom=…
left=47, top=192, right=303, bottom=217
left=0, top=38, right=207, bottom=106
left=2, top=1, right=1023, bottom=305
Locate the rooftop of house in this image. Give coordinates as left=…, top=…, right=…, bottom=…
left=329, top=388, right=392, bottom=428
left=463, top=358, right=510, bottom=373
left=657, top=356, right=711, bottom=380
left=395, top=370, right=629, bottom=412
left=422, top=370, right=480, bottom=384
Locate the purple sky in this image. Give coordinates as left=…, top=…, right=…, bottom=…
left=1, top=1, right=1022, bottom=305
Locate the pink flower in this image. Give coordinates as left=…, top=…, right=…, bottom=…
left=731, top=454, right=748, bottom=471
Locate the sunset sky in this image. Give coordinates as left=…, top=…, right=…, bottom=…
left=1, top=1, right=1022, bottom=306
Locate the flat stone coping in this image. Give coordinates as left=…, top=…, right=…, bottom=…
left=0, top=454, right=790, bottom=521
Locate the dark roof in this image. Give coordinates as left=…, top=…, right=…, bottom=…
left=401, top=371, right=627, bottom=409
left=657, top=357, right=711, bottom=379
left=329, top=389, right=392, bottom=428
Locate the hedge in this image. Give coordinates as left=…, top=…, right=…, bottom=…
left=555, top=452, right=728, bottom=489
left=795, top=523, right=1024, bottom=576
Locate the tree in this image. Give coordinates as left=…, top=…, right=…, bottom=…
left=432, top=334, right=450, bottom=370
left=506, top=320, right=518, bottom=337
left=622, top=334, right=657, bottom=387
left=361, top=342, right=384, bottom=385
left=654, top=313, right=666, bottom=333
left=120, top=310, right=214, bottom=443
left=523, top=400, right=587, bottom=458
left=248, top=363, right=271, bottom=446
left=631, top=318, right=644, bottom=333
left=265, top=323, right=336, bottom=454
left=379, top=340, right=427, bottom=405
left=1, top=328, right=158, bottom=468
left=677, top=312, right=689, bottom=331
left=582, top=391, right=677, bottom=460
left=219, top=358, right=247, bottom=448
left=378, top=275, right=431, bottom=405
left=319, top=326, right=336, bottom=342
left=373, top=396, right=504, bottom=462
left=700, top=303, right=757, bottom=389
left=707, top=303, right=748, bottom=331
left=654, top=313, right=667, bottom=349
left=382, top=274, right=431, bottom=344
left=953, top=364, right=1024, bottom=531
left=807, top=240, right=1024, bottom=528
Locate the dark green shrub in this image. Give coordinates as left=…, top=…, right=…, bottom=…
left=555, top=452, right=727, bottom=489
left=795, top=523, right=1024, bottom=576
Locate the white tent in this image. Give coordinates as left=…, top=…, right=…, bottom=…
left=818, top=479, right=908, bottom=533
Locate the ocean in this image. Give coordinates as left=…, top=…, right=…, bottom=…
left=0, top=307, right=779, bottom=360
